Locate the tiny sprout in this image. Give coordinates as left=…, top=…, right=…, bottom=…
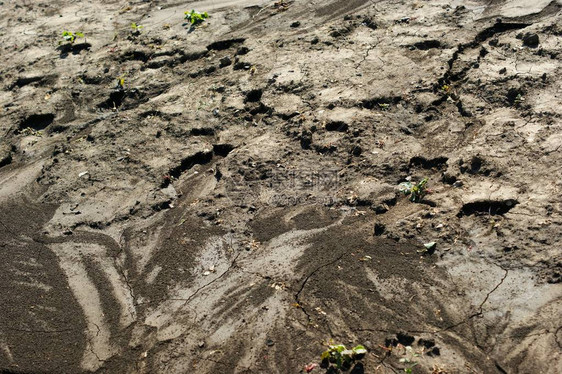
left=399, top=346, right=420, bottom=373
left=117, top=77, right=125, bottom=89
left=131, top=23, right=144, bottom=31
left=184, top=10, right=209, bottom=26
left=61, top=31, right=84, bottom=44
left=418, top=241, right=437, bottom=255
left=320, top=344, right=367, bottom=371
left=399, top=177, right=429, bottom=203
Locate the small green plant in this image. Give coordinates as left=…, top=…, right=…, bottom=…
left=399, top=346, right=420, bottom=373
left=320, top=344, right=367, bottom=372
left=399, top=177, right=428, bottom=203
left=417, top=241, right=437, bottom=255
left=61, top=31, right=84, bottom=44
left=116, top=76, right=125, bottom=89
left=131, top=23, right=143, bottom=32
left=184, top=10, right=209, bottom=26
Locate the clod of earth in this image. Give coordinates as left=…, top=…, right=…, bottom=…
left=19, top=113, right=55, bottom=131
left=518, top=32, right=540, bottom=47
left=458, top=199, right=519, bottom=217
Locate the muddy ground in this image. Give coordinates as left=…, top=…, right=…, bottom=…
left=0, top=0, right=561, bottom=373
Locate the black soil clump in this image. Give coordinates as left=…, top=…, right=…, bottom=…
left=409, top=156, right=448, bottom=170
left=325, top=121, right=349, bottom=132
left=168, top=150, right=214, bottom=180
left=213, top=143, right=235, bottom=157
left=20, top=113, right=55, bottom=130
left=458, top=199, right=519, bottom=217
left=207, top=38, right=246, bottom=51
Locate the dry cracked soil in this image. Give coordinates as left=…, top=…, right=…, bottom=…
left=0, top=0, right=561, bottom=373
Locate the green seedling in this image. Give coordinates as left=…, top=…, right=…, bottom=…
left=321, top=344, right=367, bottom=372
left=399, top=178, right=428, bottom=203
left=131, top=23, right=144, bottom=32
left=61, top=31, right=84, bottom=44
left=402, top=361, right=418, bottom=374
left=399, top=346, right=420, bottom=373
left=116, top=76, right=125, bottom=89
left=417, top=241, right=437, bottom=255
left=184, top=10, right=209, bottom=26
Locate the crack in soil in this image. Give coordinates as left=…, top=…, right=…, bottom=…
left=294, top=253, right=346, bottom=324
left=355, top=41, right=378, bottom=69
left=555, top=325, right=562, bottom=349
left=110, top=236, right=137, bottom=320
left=436, top=21, right=533, bottom=118
left=6, top=327, right=77, bottom=334
left=441, top=265, right=509, bottom=333
left=87, top=322, right=104, bottom=363
left=88, top=343, right=104, bottom=363
left=170, top=252, right=241, bottom=307
left=92, top=322, right=101, bottom=337
left=474, top=267, right=509, bottom=316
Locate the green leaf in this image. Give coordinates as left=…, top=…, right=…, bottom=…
left=330, top=344, right=346, bottom=353
left=75, top=32, right=84, bottom=38
left=185, top=9, right=208, bottom=25
left=352, top=345, right=367, bottom=355
left=320, top=350, right=330, bottom=360
left=399, top=182, right=413, bottom=194
left=424, top=242, right=436, bottom=250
